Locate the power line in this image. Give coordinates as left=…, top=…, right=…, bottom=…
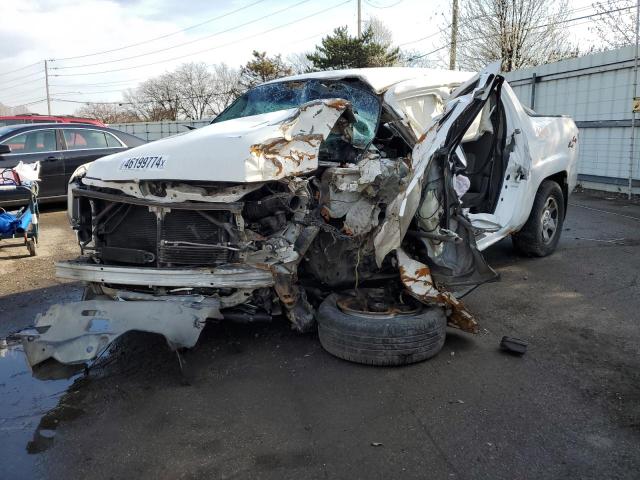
left=364, top=0, right=403, bottom=8
left=0, top=75, right=45, bottom=91
left=398, top=24, right=452, bottom=47
left=408, top=3, right=639, bottom=61
left=1, top=86, right=46, bottom=102
left=399, top=0, right=628, bottom=49
left=52, top=0, right=271, bottom=62
left=51, top=0, right=352, bottom=78
left=22, top=99, right=47, bottom=107
left=48, top=30, right=329, bottom=101
left=52, top=88, right=136, bottom=96
left=0, top=69, right=44, bottom=88
left=0, top=83, right=45, bottom=97
left=2, top=98, right=47, bottom=108
left=521, top=4, right=636, bottom=33
left=51, top=94, right=225, bottom=105
left=49, top=79, right=146, bottom=88
left=2, top=97, right=45, bottom=106
left=0, top=61, right=41, bottom=78
left=53, top=0, right=313, bottom=71
left=51, top=98, right=130, bottom=105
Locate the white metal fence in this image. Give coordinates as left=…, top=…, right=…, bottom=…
left=108, top=47, right=639, bottom=194
left=108, top=118, right=213, bottom=141
left=503, top=46, right=639, bottom=194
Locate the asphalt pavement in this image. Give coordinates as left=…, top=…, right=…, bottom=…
left=0, top=192, right=639, bottom=480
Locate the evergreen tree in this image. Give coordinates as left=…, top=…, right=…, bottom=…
left=306, top=26, right=400, bottom=70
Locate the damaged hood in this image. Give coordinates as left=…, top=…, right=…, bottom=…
left=86, top=99, right=352, bottom=183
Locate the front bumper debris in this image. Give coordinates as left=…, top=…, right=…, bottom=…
left=56, top=261, right=274, bottom=289
left=16, top=300, right=220, bottom=367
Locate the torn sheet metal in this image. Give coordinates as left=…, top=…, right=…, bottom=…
left=321, top=156, right=407, bottom=237
left=17, top=300, right=220, bottom=367
left=250, top=99, right=352, bottom=178
left=397, top=248, right=478, bottom=334
left=374, top=64, right=501, bottom=266
left=84, top=99, right=353, bottom=183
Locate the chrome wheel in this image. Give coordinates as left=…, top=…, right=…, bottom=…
left=540, top=196, right=559, bottom=244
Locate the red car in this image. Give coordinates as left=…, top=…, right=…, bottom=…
left=0, top=114, right=105, bottom=127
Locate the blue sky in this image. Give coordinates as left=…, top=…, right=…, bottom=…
left=0, top=0, right=602, bottom=114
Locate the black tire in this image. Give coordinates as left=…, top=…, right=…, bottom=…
left=512, top=180, right=565, bottom=257
left=317, top=294, right=447, bottom=366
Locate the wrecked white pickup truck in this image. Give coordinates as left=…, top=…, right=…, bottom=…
left=18, top=64, right=578, bottom=368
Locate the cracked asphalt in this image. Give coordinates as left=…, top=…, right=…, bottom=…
left=0, top=191, right=639, bottom=480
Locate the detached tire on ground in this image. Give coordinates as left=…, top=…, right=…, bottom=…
left=317, top=293, right=447, bottom=366
left=512, top=180, right=565, bottom=257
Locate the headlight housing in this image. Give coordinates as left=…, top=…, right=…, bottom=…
left=67, top=163, right=90, bottom=224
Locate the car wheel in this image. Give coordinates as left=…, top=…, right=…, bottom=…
left=316, top=290, right=447, bottom=366
left=512, top=180, right=565, bottom=257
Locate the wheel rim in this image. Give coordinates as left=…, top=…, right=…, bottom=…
left=540, top=196, right=559, bottom=244
left=336, top=290, right=422, bottom=319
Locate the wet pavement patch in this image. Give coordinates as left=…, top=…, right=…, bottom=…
left=0, top=344, right=84, bottom=477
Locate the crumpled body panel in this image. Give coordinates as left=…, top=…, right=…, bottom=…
left=18, top=300, right=220, bottom=366
left=84, top=99, right=352, bottom=183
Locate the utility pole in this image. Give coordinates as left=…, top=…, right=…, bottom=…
left=629, top=0, right=640, bottom=199
left=44, top=59, right=51, bottom=115
left=357, top=0, right=362, bottom=38
left=449, top=0, right=459, bottom=70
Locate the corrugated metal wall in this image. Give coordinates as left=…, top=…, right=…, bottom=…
left=503, top=46, right=639, bottom=193
left=108, top=118, right=213, bottom=141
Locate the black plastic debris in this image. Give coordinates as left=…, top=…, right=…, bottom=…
left=500, top=336, right=528, bottom=355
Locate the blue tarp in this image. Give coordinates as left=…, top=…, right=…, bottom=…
left=0, top=209, right=32, bottom=235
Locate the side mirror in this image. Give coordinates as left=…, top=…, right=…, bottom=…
left=0, top=144, right=11, bottom=155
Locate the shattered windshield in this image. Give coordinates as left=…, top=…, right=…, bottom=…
left=213, top=79, right=381, bottom=149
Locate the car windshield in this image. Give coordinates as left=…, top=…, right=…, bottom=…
left=213, top=79, right=381, bottom=149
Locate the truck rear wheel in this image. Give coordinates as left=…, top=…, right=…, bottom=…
left=317, top=290, right=447, bottom=366
left=512, top=180, right=565, bottom=257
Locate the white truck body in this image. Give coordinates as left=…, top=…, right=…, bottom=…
left=18, top=66, right=578, bottom=367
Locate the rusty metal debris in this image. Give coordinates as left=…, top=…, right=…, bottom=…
left=336, top=291, right=421, bottom=317
left=397, top=249, right=479, bottom=334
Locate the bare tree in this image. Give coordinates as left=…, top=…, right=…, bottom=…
left=120, top=62, right=243, bottom=120
left=286, top=52, right=315, bottom=74
left=124, top=73, right=181, bottom=121
left=208, top=64, right=243, bottom=115
left=455, top=0, right=573, bottom=72
left=591, top=1, right=637, bottom=48
left=0, top=102, right=31, bottom=115
left=173, top=62, right=217, bottom=120
left=364, top=16, right=394, bottom=47
left=74, top=103, right=139, bottom=123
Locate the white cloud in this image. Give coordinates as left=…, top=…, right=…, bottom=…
left=0, top=0, right=600, bottom=115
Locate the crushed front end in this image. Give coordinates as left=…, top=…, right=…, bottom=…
left=19, top=71, right=503, bottom=367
